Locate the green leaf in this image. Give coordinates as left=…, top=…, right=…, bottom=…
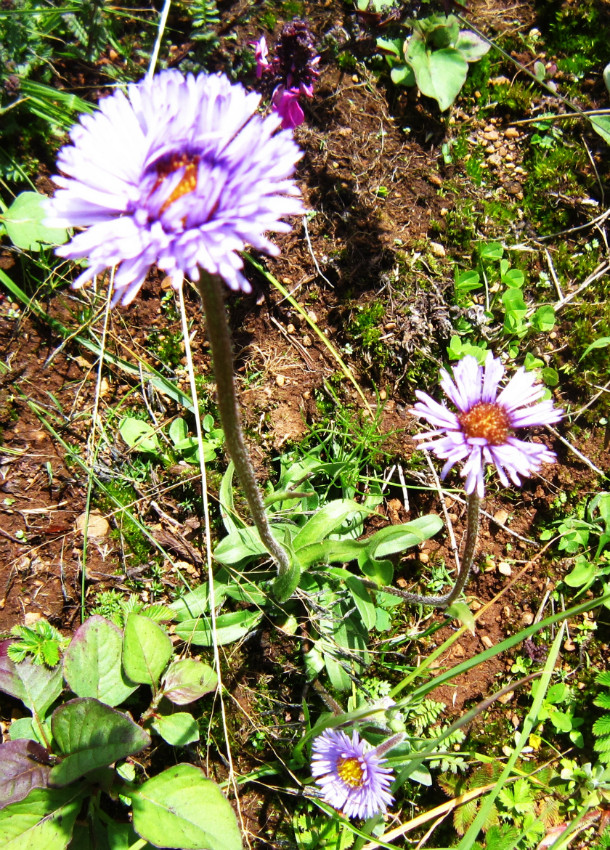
left=531, top=305, right=555, bottom=332
left=213, top=526, right=273, bottom=565
left=162, top=658, right=217, bottom=705
left=170, top=582, right=229, bottom=622
left=455, top=269, right=480, bottom=293
left=455, top=29, right=490, bottom=62
left=579, top=336, right=610, bottom=361
left=292, top=499, right=367, bottom=551
left=0, top=786, right=84, bottom=849
left=50, top=698, right=150, bottom=786
left=0, top=644, right=63, bottom=717
left=591, top=115, right=610, bottom=146
left=63, top=616, right=137, bottom=706
left=390, top=64, right=415, bottom=86
left=168, top=417, right=188, bottom=445
left=0, top=193, right=67, bottom=251
left=564, top=559, right=597, bottom=588
left=174, top=611, right=263, bottom=646
left=501, top=268, right=525, bottom=288
left=345, top=576, right=376, bottom=631
left=604, top=62, right=610, bottom=95
left=119, top=417, right=160, bottom=455
left=122, top=614, right=173, bottom=686
left=367, top=515, right=443, bottom=558
left=130, top=764, right=242, bottom=850
left=406, top=41, right=468, bottom=111
left=151, top=713, right=200, bottom=746
left=272, top=560, right=302, bottom=603
left=445, top=602, right=476, bottom=634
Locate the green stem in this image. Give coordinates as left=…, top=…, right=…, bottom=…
left=195, top=273, right=291, bottom=576
left=360, top=491, right=481, bottom=608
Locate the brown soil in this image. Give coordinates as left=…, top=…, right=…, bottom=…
left=1, top=0, right=609, bottom=843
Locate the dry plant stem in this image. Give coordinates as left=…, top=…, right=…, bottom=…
left=196, top=272, right=291, bottom=576
left=360, top=492, right=481, bottom=608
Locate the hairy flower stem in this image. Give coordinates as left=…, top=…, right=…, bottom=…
left=360, top=492, right=481, bottom=608
left=196, top=272, right=291, bottom=577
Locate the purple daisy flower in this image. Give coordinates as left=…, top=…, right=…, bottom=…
left=311, top=729, right=394, bottom=820
left=411, top=353, right=563, bottom=497
left=45, top=70, right=304, bottom=305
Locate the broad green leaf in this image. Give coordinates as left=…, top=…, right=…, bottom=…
left=479, top=242, right=504, bottom=260
left=293, top=499, right=367, bottom=551
left=0, top=786, right=84, bottom=849
left=390, top=64, right=415, bottom=86
left=406, top=40, right=468, bottom=111
left=564, top=559, right=596, bottom=588
left=1, top=192, right=67, bottom=251
left=151, top=713, right=199, bottom=746
left=9, top=717, right=52, bottom=747
left=168, top=417, right=188, bottom=445
left=63, top=616, right=137, bottom=706
left=123, top=614, right=173, bottom=686
left=455, top=269, right=480, bottom=293
left=531, top=305, right=555, bottom=332
left=604, top=62, right=610, bottom=95
left=213, top=526, right=272, bottom=565
left=162, top=658, right=217, bottom=705
left=119, top=417, right=160, bottom=454
left=367, top=515, right=443, bottom=558
left=50, top=698, right=150, bottom=786
left=170, top=582, right=229, bottom=622
left=0, top=740, right=51, bottom=809
left=501, top=268, right=525, bottom=288
left=591, top=115, right=610, bottom=146
left=455, top=30, right=490, bottom=62
left=376, top=37, right=402, bottom=58
left=0, top=642, right=63, bottom=717
left=174, top=611, right=263, bottom=646
left=131, top=764, right=242, bottom=850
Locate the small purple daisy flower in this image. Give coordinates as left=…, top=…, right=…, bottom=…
left=311, top=729, right=394, bottom=820
left=411, top=353, right=563, bottom=497
left=45, top=70, right=304, bottom=305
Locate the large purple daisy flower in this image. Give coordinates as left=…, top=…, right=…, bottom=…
left=311, top=729, right=394, bottom=820
left=45, top=70, right=304, bottom=305
left=411, top=353, right=563, bottom=497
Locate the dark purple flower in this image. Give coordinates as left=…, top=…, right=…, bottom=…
left=252, top=20, right=319, bottom=129
left=411, top=353, right=562, bottom=497
left=45, top=70, right=304, bottom=305
left=311, top=729, right=394, bottom=820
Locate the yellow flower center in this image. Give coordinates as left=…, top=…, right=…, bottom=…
left=154, top=152, right=200, bottom=214
left=337, top=757, right=364, bottom=787
left=459, top=402, right=510, bottom=446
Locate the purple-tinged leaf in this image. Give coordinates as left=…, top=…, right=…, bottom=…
left=161, top=659, right=217, bottom=705
left=50, top=698, right=150, bottom=786
left=0, top=740, right=51, bottom=809
left=0, top=640, right=63, bottom=716
left=63, top=616, right=137, bottom=706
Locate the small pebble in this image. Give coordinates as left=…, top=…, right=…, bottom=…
left=494, top=509, right=510, bottom=525
left=286, top=323, right=296, bottom=334
left=276, top=375, right=286, bottom=387
left=302, top=334, right=313, bottom=347
left=498, top=562, right=512, bottom=576
left=481, top=635, right=494, bottom=649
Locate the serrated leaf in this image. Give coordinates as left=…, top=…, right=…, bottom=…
left=50, top=698, right=150, bottom=786
left=0, top=641, right=63, bottom=717
left=174, top=611, right=263, bottom=646
left=131, top=764, right=242, bottom=850
left=0, top=741, right=51, bottom=809
left=0, top=786, right=84, bottom=849
left=162, top=658, right=217, bottom=705
left=594, top=693, right=610, bottom=710
left=151, top=713, right=199, bottom=746
left=596, top=671, right=610, bottom=687
left=122, top=614, right=173, bottom=686
left=63, top=616, right=137, bottom=706
left=2, top=192, right=67, bottom=251
left=593, top=715, right=610, bottom=736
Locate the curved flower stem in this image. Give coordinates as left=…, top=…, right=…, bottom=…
left=195, top=272, right=291, bottom=577
left=360, top=492, right=482, bottom=608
